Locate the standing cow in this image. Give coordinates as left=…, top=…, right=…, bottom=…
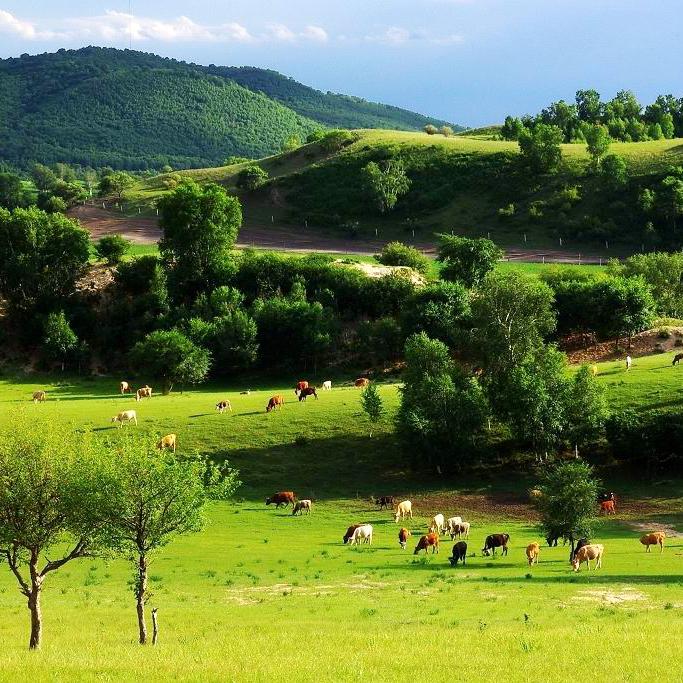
left=298, top=387, right=318, bottom=402
left=266, top=395, right=285, bottom=412
left=482, top=533, right=510, bottom=557
left=266, top=491, right=297, bottom=508
left=449, top=541, right=467, bottom=566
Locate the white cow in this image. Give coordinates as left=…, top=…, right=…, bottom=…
left=112, top=410, right=138, bottom=427
left=292, top=499, right=312, bottom=515
left=349, top=524, right=373, bottom=545
left=572, top=543, right=604, bottom=572
left=430, top=513, right=446, bottom=535
left=322, top=380, right=332, bottom=391
left=394, top=500, right=413, bottom=523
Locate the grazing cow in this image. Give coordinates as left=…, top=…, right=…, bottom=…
left=292, top=499, right=312, bottom=516
left=136, top=385, right=153, bottom=402
left=673, top=353, right=683, bottom=366
left=343, top=524, right=363, bottom=544
left=429, top=513, right=446, bottom=536
left=266, top=395, right=285, bottom=412
left=265, top=491, right=296, bottom=508
left=354, top=378, right=370, bottom=388
left=298, top=387, right=318, bottom=402
left=482, top=533, right=510, bottom=557
left=398, top=528, right=411, bottom=549
left=215, top=400, right=232, bottom=414
left=570, top=538, right=589, bottom=562
left=446, top=517, right=463, bottom=538
left=32, top=390, right=46, bottom=404
left=572, top=543, right=604, bottom=572
left=294, top=381, right=309, bottom=396
left=240, top=390, right=251, bottom=395
left=640, top=532, right=665, bottom=553
left=600, top=500, right=616, bottom=515
left=111, top=410, right=138, bottom=427
left=449, top=521, right=470, bottom=540
left=414, top=533, right=439, bottom=555
left=526, top=542, right=540, bottom=566
left=120, top=381, right=132, bottom=394
left=349, top=524, right=373, bottom=545
left=322, top=380, right=332, bottom=391
left=394, top=500, right=413, bottom=522
left=449, top=541, right=467, bottom=566
left=374, top=495, right=395, bottom=510
left=590, top=364, right=599, bottom=377
left=157, top=433, right=177, bottom=453
left=546, top=528, right=568, bottom=547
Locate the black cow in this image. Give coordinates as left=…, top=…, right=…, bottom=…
left=546, top=529, right=568, bottom=547
left=374, top=495, right=395, bottom=510
left=449, top=541, right=467, bottom=566
left=673, top=353, right=683, bottom=366
left=298, top=387, right=318, bottom=402
left=482, top=533, right=510, bottom=557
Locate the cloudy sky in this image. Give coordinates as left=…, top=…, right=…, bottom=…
left=1, top=0, right=681, bottom=126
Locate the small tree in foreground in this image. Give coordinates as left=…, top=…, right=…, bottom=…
left=362, top=160, right=411, bottom=213
left=43, top=310, right=78, bottom=371
left=96, top=234, right=130, bottom=265
left=532, top=460, right=599, bottom=560
left=105, top=433, right=240, bottom=644
left=361, top=383, right=384, bottom=437
left=0, top=418, right=111, bottom=649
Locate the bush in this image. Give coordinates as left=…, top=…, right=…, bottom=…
left=376, top=242, right=429, bottom=274
left=236, top=165, right=269, bottom=191
left=95, top=234, right=130, bottom=265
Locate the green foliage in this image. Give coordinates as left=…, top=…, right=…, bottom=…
left=567, top=365, right=609, bottom=447
left=376, top=241, right=429, bottom=273
left=360, top=383, right=384, bottom=437
left=362, top=159, right=411, bottom=213
left=436, top=235, right=503, bottom=288
left=43, top=311, right=78, bottom=367
left=95, top=234, right=131, bottom=265
left=0, top=172, right=25, bottom=209
left=600, top=154, right=628, bottom=190
left=518, top=124, right=564, bottom=173
left=584, top=124, right=611, bottom=168
left=424, top=125, right=439, bottom=135
left=590, top=276, right=655, bottom=342
left=236, top=165, right=269, bottom=190
left=36, top=194, right=67, bottom=214
left=281, top=134, right=301, bottom=153
left=501, top=116, right=525, bottom=141
left=99, top=171, right=134, bottom=199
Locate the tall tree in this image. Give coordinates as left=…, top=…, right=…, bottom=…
left=360, top=383, right=385, bottom=438
left=362, top=159, right=411, bottom=213
left=584, top=124, right=611, bottom=169
left=436, top=235, right=503, bottom=288
left=518, top=124, right=564, bottom=173
left=575, top=89, right=602, bottom=123
left=0, top=172, right=25, bottom=209
left=43, top=310, right=78, bottom=371
left=99, top=171, right=134, bottom=200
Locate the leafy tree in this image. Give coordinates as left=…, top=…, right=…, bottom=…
left=36, top=193, right=68, bottom=214
left=355, top=317, right=404, bottom=366
left=584, top=124, right=611, bottom=169
left=658, top=176, right=683, bottom=233
left=236, top=165, right=269, bottom=190
left=539, top=100, right=580, bottom=141
left=104, top=432, right=240, bottom=644
left=31, top=164, right=57, bottom=192
left=638, top=188, right=656, bottom=214
left=0, top=417, right=112, bottom=649
left=436, top=235, right=503, bottom=288
left=0, top=207, right=90, bottom=316
left=424, top=124, right=438, bottom=135
left=360, top=383, right=384, bottom=437
left=83, top=168, right=98, bottom=196
left=95, top=234, right=131, bottom=265
left=158, top=180, right=242, bottom=301
left=224, top=156, right=251, bottom=166
left=0, top=172, right=25, bottom=209
left=439, top=125, right=454, bottom=137
left=281, top=134, right=301, bottom=152
left=501, top=116, right=525, bottom=141
left=661, top=112, right=675, bottom=139
left=566, top=365, right=609, bottom=448
left=130, top=330, right=211, bottom=393
left=362, top=160, right=411, bottom=213
left=43, top=311, right=78, bottom=371
left=99, top=171, right=134, bottom=200
left=575, top=89, right=602, bottom=123
left=532, top=460, right=599, bottom=559
left=518, top=124, right=564, bottom=173
left=305, top=130, right=325, bottom=143
left=600, top=154, right=628, bottom=190
left=376, top=241, right=429, bottom=273
left=319, top=129, right=355, bottom=152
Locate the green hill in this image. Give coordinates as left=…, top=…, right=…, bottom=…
left=0, top=47, right=461, bottom=170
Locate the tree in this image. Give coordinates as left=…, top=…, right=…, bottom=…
left=95, top=234, right=131, bottom=265
left=43, top=311, right=78, bottom=371
left=158, top=180, right=242, bottom=301
left=501, top=116, right=525, bottom=141
left=575, top=89, right=602, bottom=123
left=424, top=124, right=438, bottom=135
left=362, top=160, right=411, bottom=213
left=281, top=134, right=301, bottom=152
left=436, top=235, right=503, bottom=288
left=518, top=124, right=564, bottom=173
left=105, top=432, right=240, bottom=644
left=376, top=241, right=429, bottom=274
left=600, top=154, right=628, bottom=190
left=658, top=176, right=683, bottom=233
left=532, top=460, right=599, bottom=559
left=439, top=125, right=454, bottom=137
left=0, top=207, right=90, bottom=317
left=0, top=172, right=25, bottom=209
left=566, top=365, right=609, bottom=449
left=360, top=383, right=384, bottom=437
left=31, top=164, right=57, bottom=192
left=99, top=171, right=134, bottom=200
left=83, top=168, right=98, bottom=197
left=584, top=124, right=611, bottom=169
left=130, top=330, right=211, bottom=394
left=37, top=194, right=67, bottom=214
left=0, top=417, right=112, bottom=649
left=236, top=165, right=269, bottom=191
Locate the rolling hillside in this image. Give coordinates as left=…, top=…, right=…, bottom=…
left=0, top=48, right=461, bottom=170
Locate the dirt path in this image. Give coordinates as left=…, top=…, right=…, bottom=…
left=70, top=204, right=604, bottom=264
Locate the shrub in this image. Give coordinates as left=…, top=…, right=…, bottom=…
left=95, top=234, right=130, bottom=265
left=236, top=165, right=269, bottom=191
left=376, top=242, right=429, bottom=274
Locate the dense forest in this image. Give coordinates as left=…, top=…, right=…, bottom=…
left=0, top=47, right=460, bottom=170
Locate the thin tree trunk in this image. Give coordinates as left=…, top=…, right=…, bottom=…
left=28, top=558, right=43, bottom=650
left=136, top=553, right=148, bottom=645
left=152, top=608, right=159, bottom=645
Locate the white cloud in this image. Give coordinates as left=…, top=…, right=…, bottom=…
left=301, top=25, right=329, bottom=43
left=366, top=26, right=463, bottom=46
left=0, top=9, right=61, bottom=39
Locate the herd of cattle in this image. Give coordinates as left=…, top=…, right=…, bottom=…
left=265, top=491, right=669, bottom=572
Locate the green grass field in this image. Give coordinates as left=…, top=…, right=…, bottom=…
left=1, top=352, right=683, bottom=680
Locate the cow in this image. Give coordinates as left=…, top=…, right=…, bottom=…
left=32, top=390, right=46, bottom=403
left=374, top=495, right=395, bottom=510
left=343, top=524, right=363, bottom=544
left=673, top=353, right=683, bottom=366
left=298, top=387, right=318, bottom=402
left=265, top=491, right=296, bottom=508
left=294, top=381, right=309, bottom=396
left=322, top=380, right=332, bottom=391
left=349, top=524, right=373, bottom=545
left=571, top=538, right=590, bottom=562
left=157, top=433, right=176, bottom=453
left=266, top=395, right=285, bottom=412
left=526, top=542, right=540, bottom=566
left=449, top=521, right=470, bottom=540
left=136, top=385, right=152, bottom=402
left=640, top=532, right=665, bottom=553
left=572, top=543, right=604, bottom=572
left=446, top=517, right=463, bottom=538
left=354, top=378, right=370, bottom=388
left=590, top=364, right=599, bottom=377
left=120, top=381, right=132, bottom=394
left=546, top=529, right=568, bottom=547
left=414, top=533, right=439, bottom=555
left=600, top=500, right=616, bottom=515
left=215, top=400, right=232, bottom=414
left=482, top=533, right=510, bottom=557
left=429, top=514, right=446, bottom=536
left=111, top=410, right=138, bottom=427
left=394, top=500, right=413, bottom=522
left=398, top=528, right=411, bottom=549
left=292, top=499, right=312, bottom=516
left=449, top=541, right=467, bottom=566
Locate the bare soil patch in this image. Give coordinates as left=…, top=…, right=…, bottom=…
left=574, top=588, right=647, bottom=605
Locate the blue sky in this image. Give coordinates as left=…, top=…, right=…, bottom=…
left=1, top=0, right=681, bottom=126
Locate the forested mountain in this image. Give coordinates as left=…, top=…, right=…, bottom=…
left=0, top=47, right=460, bottom=170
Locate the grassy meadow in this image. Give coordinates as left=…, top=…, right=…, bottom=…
left=1, top=352, right=683, bottom=680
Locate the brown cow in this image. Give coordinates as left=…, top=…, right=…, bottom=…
left=640, top=532, right=665, bottom=553
left=136, top=385, right=153, bottom=402
left=295, top=381, right=309, bottom=395
left=600, top=500, right=615, bottom=515
left=266, top=395, right=285, bottom=412
left=354, top=378, right=370, bottom=388
left=414, top=533, right=439, bottom=555
left=572, top=543, right=604, bottom=571
left=157, top=434, right=177, bottom=453
left=32, top=390, right=46, bottom=403
left=265, top=491, right=296, bottom=508
left=526, top=542, right=540, bottom=566
left=482, top=533, right=510, bottom=557
left=298, top=386, right=318, bottom=402
left=398, top=528, right=411, bottom=549
left=343, top=524, right=363, bottom=544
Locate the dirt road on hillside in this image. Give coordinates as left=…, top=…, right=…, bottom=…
left=70, top=204, right=605, bottom=264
